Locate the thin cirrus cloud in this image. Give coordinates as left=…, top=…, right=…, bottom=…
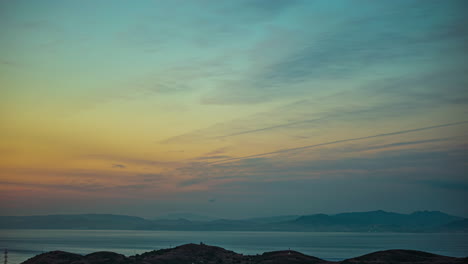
left=202, top=0, right=468, bottom=105
left=162, top=90, right=466, bottom=145
left=170, top=138, right=467, bottom=217
left=195, top=155, right=232, bottom=161
left=207, top=121, right=468, bottom=165
left=182, top=138, right=467, bottom=192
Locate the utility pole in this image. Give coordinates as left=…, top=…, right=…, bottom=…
left=3, top=249, right=7, bottom=264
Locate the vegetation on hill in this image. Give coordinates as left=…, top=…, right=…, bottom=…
left=22, top=243, right=468, bottom=264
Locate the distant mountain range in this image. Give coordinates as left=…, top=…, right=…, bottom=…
left=1, top=210, right=466, bottom=232
left=22, top=243, right=468, bottom=264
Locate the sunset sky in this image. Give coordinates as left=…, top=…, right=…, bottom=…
left=1, top=0, right=467, bottom=218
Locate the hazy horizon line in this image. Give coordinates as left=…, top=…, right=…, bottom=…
left=2, top=209, right=466, bottom=220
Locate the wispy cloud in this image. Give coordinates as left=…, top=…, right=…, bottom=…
left=205, top=147, right=230, bottom=156
left=350, top=137, right=454, bottom=152
left=84, top=154, right=184, bottom=169
left=195, top=155, right=232, bottom=160
left=162, top=87, right=467, bottom=144
left=166, top=138, right=467, bottom=204
left=202, top=0, right=468, bottom=105
left=0, top=172, right=170, bottom=197
left=208, top=121, right=468, bottom=164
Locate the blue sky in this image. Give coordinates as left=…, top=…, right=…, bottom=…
left=0, top=0, right=467, bottom=218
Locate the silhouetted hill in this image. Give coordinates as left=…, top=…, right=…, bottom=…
left=2, top=211, right=466, bottom=232
left=243, top=215, right=300, bottom=224
left=0, top=214, right=150, bottom=229
left=252, top=250, right=331, bottom=264
left=21, top=244, right=467, bottom=264
left=22, top=250, right=128, bottom=264
left=84, top=251, right=128, bottom=264
left=341, top=249, right=468, bottom=264
left=282, top=210, right=463, bottom=232
left=22, top=251, right=83, bottom=264
left=131, top=243, right=244, bottom=264
left=160, top=213, right=219, bottom=221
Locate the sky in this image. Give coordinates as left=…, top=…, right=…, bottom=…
left=0, top=0, right=467, bottom=219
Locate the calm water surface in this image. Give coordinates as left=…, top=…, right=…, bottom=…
left=0, top=229, right=467, bottom=263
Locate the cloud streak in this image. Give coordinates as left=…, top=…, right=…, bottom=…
left=209, top=121, right=468, bottom=164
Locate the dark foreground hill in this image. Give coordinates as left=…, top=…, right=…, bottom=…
left=22, top=243, right=468, bottom=264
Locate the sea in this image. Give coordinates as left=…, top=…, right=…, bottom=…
left=0, top=229, right=467, bottom=263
